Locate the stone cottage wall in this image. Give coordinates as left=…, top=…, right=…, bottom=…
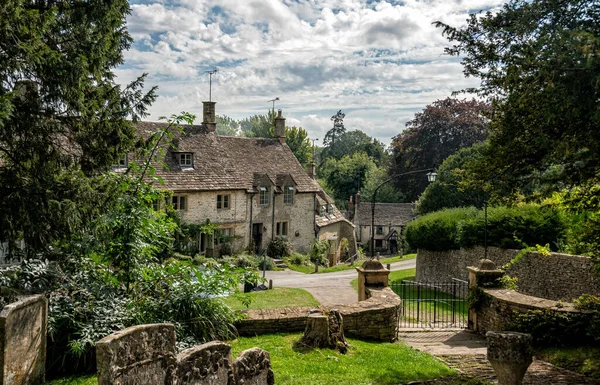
left=417, top=247, right=600, bottom=301
left=0, top=295, right=47, bottom=385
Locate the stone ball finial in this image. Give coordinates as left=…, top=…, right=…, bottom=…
left=361, top=258, right=385, bottom=271
left=479, top=259, right=497, bottom=271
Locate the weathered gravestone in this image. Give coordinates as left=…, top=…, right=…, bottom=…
left=0, top=295, right=47, bottom=385
left=233, top=348, right=274, bottom=385
left=96, top=323, right=177, bottom=385
left=177, top=341, right=234, bottom=385
left=487, top=331, right=533, bottom=385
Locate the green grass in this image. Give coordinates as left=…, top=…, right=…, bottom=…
left=231, top=333, right=455, bottom=384
left=45, top=375, right=97, bottom=385
left=220, top=288, right=319, bottom=310
left=287, top=253, right=417, bottom=275
left=536, top=346, right=600, bottom=381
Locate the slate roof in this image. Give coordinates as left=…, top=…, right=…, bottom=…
left=356, top=202, right=415, bottom=226
left=134, top=122, right=321, bottom=193
left=315, top=190, right=354, bottom=228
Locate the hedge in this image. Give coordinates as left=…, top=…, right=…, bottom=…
left=406, top=204, right=566, bottom=252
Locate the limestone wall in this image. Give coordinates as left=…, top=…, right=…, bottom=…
left=417, top=247, right=600, bottom=301
left=0, top=295, right=47, bottom=385
left=235, top=287, right=401, bottom=342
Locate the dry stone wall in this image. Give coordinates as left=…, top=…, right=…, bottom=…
left=0, top=295, right=47, bottom=385
left=417, top=247, right=600, bottom=301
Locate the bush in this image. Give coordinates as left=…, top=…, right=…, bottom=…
left=286, top=252, right=310, bottom=266
left=266, top=236, right=292, bottom=258
left=405, top=207, right=477, bottom=251
left=254, top=255, right=274, bottom=271
left=405, top=204, right=566, bottom=252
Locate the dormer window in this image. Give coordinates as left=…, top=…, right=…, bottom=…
left=259, top=186, right=269, bottom=205
left=284, top=185, right=294, bottom=204
left=319, top=205, right=326, bottom=217
left=112, top=154, right=128, bottom=170
left=178, top=152, right=193, bottom=168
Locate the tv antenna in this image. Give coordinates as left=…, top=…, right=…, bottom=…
left=205, top=68, right=218, bottom=101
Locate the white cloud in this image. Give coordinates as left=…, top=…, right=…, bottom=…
left=118, top=0, right=502, bottom=146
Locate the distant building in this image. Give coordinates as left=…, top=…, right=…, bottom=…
left=128, top=102, right=355, bottom=259
left=352, top=198, right=415, bottom=255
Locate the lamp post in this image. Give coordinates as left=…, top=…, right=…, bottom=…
left=370, top=169, right=437, bottom=258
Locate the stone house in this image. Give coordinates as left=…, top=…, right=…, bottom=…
left=352, top=198, right=414, bottom=255
left=129, top=102, right=355, bottom=257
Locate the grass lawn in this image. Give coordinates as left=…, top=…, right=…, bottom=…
left=230, top=333, right=456, bottom=385
left=220, top=288, right=319, bottom=310
left=536, top=346, right=600, bottom=382
left=287, top=253, right=417, bottom=275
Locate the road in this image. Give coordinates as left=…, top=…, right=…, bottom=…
left=263, top=259, right=416, bottom=306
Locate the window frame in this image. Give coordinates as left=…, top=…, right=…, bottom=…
left=112, top=154, right=128, bottom=169
left=276, top=221, right=288, bottom=236
left=178, top=152, right=193, bottom=168
left=319, top=205, right=326, bottom=217
left=259, top=186, right=269, bottom=205
left=172, top=195, right=187, bottom=211
left=376, top=225, right=384, bottom=235
left=217, top=194, right=230, bottom=209
left=283, top=185, right=294, bottom=204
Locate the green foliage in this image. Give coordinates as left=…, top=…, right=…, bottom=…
left=406, top=205, right=566, bottom=252
left=500, top=275, right=518, bottom=291
left=285, top=126, right=312, bottom=167
left=255, top=255, right=275, bottom=271
left=361, top=165, right=405, bottom=204
left=405, top=207, right=478, bottom=251
left=310, top=239, right=330, bottom=266
left=436, top=0, right=600, bottom=194
left=390, top=98, right=490, bottom=201
left=322, top=110, right=346, bottom=155
left=286, top=252, right=311, bottom=267
left=508, top=309, right=600, bottom=347
left=239, top=110, right=275, bottom=138
left=503, top=244, right=550, bottom=271
left=266, top=236, right=292, bottom=258
left=215, top=114, right=240, bottom=136
left=467, top=287, right=491, bottom=311
left=417, top=143, right=488, bottom=215
left=318, top=152, right=377, bottom=208
left=574, top=294, right=600, bottom=311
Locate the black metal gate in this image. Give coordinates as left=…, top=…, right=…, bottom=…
left=390, top=279, right=468, bottom=329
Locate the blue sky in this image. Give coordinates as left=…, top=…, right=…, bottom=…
left=116, top=0, right=506, bottom=147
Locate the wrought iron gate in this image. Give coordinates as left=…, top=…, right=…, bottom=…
left=390, top=279, right=468, bottom=328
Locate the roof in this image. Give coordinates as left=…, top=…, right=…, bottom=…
left=356, top=202, right=415, bottom=226
left=315, top=190, right=354, bottom=228
left=134, top=122, right=321, bottom=193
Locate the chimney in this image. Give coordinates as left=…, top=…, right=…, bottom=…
left=308, top=161, right=316, bottom=179
left=202, top=101, right=216, bottom=133
left=348, top=196, right=354, bottom=213
left=355, top=191, right=361, bottom=205
left=274, top=109, right=285, bottom=143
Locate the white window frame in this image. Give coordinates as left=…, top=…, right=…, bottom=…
left=259, top=186, right=269, bottom=205
left=217, top=194, right=230, bottom=209
left=172, top=195, right=187, bottom=211
left=112, top=154, right=128, bottom=169
left=283, top=185, right=294, bottom=204
left=179, top=152, right=193, bottom=167
left=319, top=205, right=326, bottom=217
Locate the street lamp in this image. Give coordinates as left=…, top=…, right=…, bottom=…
left=370, top=169, right=437, bottom=258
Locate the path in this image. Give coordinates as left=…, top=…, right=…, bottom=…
left=263, top=259, right=416, bottom=306
left=398, top=330, right=595, bottom=384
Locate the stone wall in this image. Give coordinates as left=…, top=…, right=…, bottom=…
left=0, top=295, right=47, bottom=385
left=236, top=287, right=401, bottom=342
left=417, top=247, right=600, bottom=301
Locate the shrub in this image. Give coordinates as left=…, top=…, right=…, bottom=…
left=232, top=254, right=256, bottom=269
left=405, top=207, right=477, bottom=251
left=286, top=252, right=310, bottom=266
left=254, top=255, right=274, bottom=270
left=266, top=236, right=292, bottom=258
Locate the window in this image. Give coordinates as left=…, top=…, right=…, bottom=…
left=259, top=186, right=269, bottom=205
left=172, top=195, right=186, bottom=211
left=376, top=226, right=384, bottom=235
left=328, top=203, right=336, bottom=218
left=319, top=205, right=326, bottom=217
left=178, top=152, right=193, bottom=167
left=217, top=194, right=230, bottom=209
left=375, top=239, right=383, bottom=248
left=284, top=185, right=294, bottom=204
left=276, top=222, right=288, bottom=236
left=112, top=154, right=127, bottom=169
left=218, top=228, right=232, bottom=244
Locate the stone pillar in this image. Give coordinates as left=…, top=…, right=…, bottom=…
left=467, top=259, right=504, bottom=332
left=487, top=331, right=533, bottom=385
left=356, top=259, right=390, bottom=301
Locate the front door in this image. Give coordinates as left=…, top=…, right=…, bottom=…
left=252, top=223, right=263, bottom=254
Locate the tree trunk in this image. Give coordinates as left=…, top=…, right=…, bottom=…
left=295, top=310, right=348, bottom=353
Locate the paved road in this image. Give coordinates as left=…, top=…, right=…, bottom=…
left=263, top=259, right=416, bottom=306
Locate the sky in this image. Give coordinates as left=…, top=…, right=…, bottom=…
left=117, top=0, right=506, bottom=147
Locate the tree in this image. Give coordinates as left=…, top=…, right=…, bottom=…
left=362, top=166, right=405, bottom=204
left=215, top=115, right=239, bottom=136
left=319, top=152, right=377, bottom=208
left=285, top=126, right=312, bottom=167
left=416, top=143, right=488, bottom=214
left=435, top=0, right=600, bottom=193
left=328, top=130, right=387, bottom=165
left=0, top=0, right=157, bottom=254
left=322, top=110, right=346, bottom=157
left=390, top=98, right=490, bottom=201
left=239, top=110, right=275, bottom=138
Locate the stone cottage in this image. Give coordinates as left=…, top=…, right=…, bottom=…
left=128, top=102, right=355, bottom=257
left=352, top=197, right=414, bottom=255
